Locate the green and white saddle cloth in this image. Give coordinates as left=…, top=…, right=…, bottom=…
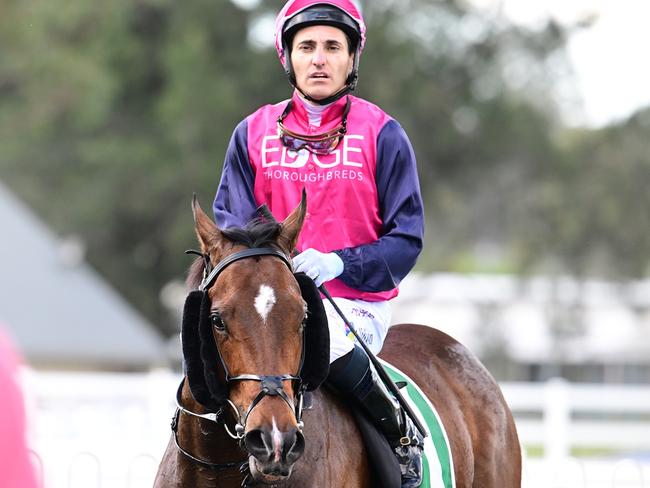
left=380, top=359, right=456, bottom=488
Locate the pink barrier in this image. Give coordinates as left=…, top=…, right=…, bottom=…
left=0, top=328, right=39, bottom=488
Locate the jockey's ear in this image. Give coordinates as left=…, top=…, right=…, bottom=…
left=278, top=189, right=307, bottom=254
left=192, top=194, right=226, bottom=256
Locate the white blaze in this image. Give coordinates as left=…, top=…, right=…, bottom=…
left=254, top=284, right=276, bottom=323
left=272, top=417, right=283, bottom=463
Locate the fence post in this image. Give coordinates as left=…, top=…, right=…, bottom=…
left=544, top=377, right=570, bottom=462
left=67, top=451, right=102, bottom=488
left=611, top=458, right=645, bottom=488
left=29, top=449, right=44, bottom=488
left=127, top=453, right=159, bottom=488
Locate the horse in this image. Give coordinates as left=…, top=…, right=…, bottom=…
left=153, top=193, right=522, bottom=487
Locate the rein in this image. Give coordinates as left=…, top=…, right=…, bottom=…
left=174, top=246, right=308, bottom=473
left=172, top=381, right=247, bottom=472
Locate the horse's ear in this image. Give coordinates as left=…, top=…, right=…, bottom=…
left=278, top=190, right=307, bottom=254
left=192, top=195, right=226, bottom=254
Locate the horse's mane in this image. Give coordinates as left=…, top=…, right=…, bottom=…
left=186, top=219, right=283, bottom=289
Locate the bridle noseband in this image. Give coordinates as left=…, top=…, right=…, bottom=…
left=174, top=246, right=308, bottom=471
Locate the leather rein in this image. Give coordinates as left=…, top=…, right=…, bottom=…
left=172, top=247, right=308, bottom=471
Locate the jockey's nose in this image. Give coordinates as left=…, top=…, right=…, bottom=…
left=245, top=426, right=305, bottom=469
left=312, top=46, right=326, bottom=66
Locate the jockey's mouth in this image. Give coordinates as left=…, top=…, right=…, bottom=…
left=309, top=72, right=330, bottom=79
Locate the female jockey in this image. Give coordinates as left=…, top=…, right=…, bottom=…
left=213, top=1, right=425, bottom=486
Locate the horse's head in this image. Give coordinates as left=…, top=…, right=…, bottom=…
left=188, top=193, right=325, bottom=483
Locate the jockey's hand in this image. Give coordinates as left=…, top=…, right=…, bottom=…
left=292, top=248, right=344, bottom=287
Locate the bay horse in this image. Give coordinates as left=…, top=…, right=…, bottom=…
left=153, top=194, right=521, bottom=487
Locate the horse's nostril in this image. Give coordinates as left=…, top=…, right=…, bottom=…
left=286, top=430, right=305, bottom=462
left=244, top=429, right=270, bottom=460
left=244, top=427, right=305, bottom=465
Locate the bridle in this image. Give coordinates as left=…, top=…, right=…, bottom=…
left=173, top=246, right=309, bottom=472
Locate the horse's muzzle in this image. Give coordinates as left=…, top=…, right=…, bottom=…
left=245, top=426, right=305, bottom=482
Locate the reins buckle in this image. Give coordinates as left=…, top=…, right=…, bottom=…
left=399, top=435, right=414, bottom=447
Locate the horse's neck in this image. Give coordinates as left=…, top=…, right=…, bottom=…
left=288, top=388, right=371, bottom=487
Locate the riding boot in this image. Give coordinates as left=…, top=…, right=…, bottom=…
left=328, top=346, right=424, bottom=488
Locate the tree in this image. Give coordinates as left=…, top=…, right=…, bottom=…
left=6, top=0, right=641, bottom=339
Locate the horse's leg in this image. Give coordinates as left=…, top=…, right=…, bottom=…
left=381, top=324, right=522, bottom=488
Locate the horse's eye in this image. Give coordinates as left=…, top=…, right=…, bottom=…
left=210, top=312, right=226, bottom=332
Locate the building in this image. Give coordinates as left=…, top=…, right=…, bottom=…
left=392, top=272, right=650, bottom=383
left=0, top=181, right=168, bottom=371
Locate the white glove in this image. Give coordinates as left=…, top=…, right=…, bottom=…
left=293, top=248, right=344, bottom=286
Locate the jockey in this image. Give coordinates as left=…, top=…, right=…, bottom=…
left=213, top=1, right=425, bottom=485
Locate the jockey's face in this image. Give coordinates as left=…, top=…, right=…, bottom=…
left=290, top=25, right=354, bottom=101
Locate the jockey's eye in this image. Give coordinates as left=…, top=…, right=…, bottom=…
left=210, top=312, right=226, bottom=332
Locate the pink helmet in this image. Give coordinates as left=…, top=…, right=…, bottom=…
left=274, top=0, right=367, bottom=104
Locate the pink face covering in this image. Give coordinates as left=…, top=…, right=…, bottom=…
left=0, top=329, right=38, bottom=488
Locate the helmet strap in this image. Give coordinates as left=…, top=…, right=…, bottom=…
left=297, top=84, right=351, bottom=106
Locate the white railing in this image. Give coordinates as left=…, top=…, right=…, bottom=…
left=501, top=379, right=650, bottom=458
left=20, top=369, right=650, bottom=488
left=22, top=369, right=177, bottom=488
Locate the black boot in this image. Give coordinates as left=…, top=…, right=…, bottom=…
left=329, top=346, right=424, bottom=488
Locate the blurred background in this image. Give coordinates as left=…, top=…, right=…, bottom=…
left=1, top=0, right=649, bottom=486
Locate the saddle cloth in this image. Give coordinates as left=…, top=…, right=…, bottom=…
left=380, top=359, right=456, bottom=488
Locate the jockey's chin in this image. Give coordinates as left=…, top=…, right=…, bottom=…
left=300, top=84, right=339, bottom=102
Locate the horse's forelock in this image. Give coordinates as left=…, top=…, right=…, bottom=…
left=221, top=219, right=282, bottom=249
left=186, top=257, right=205, bottom=290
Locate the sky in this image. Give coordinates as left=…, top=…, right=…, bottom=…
left=470, top=0, right=650, bottom=127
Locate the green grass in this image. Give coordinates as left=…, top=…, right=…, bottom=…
left=523, top=445, right=633, bottom=458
